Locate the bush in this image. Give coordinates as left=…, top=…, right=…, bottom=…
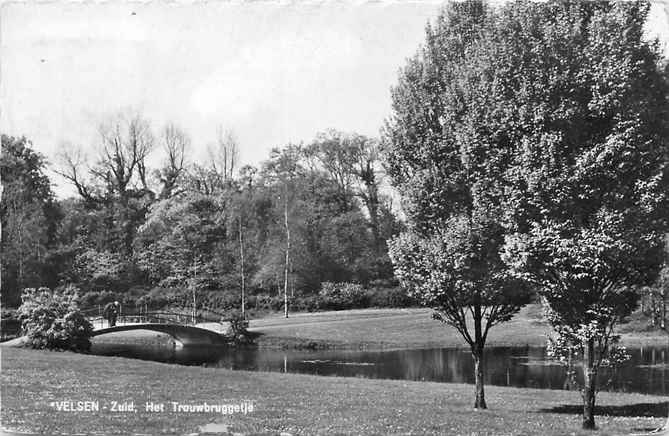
left=250, top=294, right=285, bottom=312
left=79, top=290, right=121, bottom=309
left=367, top=287, right=415, bottom=308
left=290, top=295, right=323, bottom=312
left=18, top=286, right=93, bottom=352
left=222, top=310, right=253, bottom=345
left=200, top=291, right=240, bottom=312
left=318, top=282, right=368, bottom=310
left=145, top=287, right=191, bottom=309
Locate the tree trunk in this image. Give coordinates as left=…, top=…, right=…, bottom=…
left=661, top=287, right=666, bottom=330
left=239, top=218, right=245, bottom=318
left=472, top=348, right=487, bottom=409
left=582, top=338, right=597, bottom=430
left=472, top=304, right=487, bottom=409
left=284, top=191, right=290, bottom=319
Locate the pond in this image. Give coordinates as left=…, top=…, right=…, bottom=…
left=92, top=340, right=669, bottom=396
left=209, top=346, right=669, bottom=396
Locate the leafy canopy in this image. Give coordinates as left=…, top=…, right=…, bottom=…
left=384, top=0, right=530, bottom=351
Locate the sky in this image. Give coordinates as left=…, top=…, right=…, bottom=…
left=2, top=1, right=669, bottom=198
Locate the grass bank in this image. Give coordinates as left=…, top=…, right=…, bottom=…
left=1, top=347, right=666, bottom=436
left=249, top=305, right=669, bottom=350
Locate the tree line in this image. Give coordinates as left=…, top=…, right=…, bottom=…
left=1, top=122, right=402, bottom=313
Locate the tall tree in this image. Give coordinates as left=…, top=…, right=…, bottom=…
left=262, top=146, right=303, bottom=317
left=57, top=111, right=154, bottom=201
left=56, top=111, right=156, bottom=255
left=307, top=130, right=387, bottom=253
left=135, top=193, right=228, bottom=292
left=209, top=126, right=239, bottom=181
left=1, top=135, right=60, bottom=306
left=466, top=1, right=669, bottom=430
left=384, top=0, right=529, bottom=409
left=156, top=123, right=189, bottom=199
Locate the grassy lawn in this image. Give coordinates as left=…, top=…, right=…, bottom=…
left=2, top=347, right=666, bottom=436
left=249, top=304, right=669, bottom=349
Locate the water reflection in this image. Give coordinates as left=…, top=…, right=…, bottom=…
left=91, top=341, right=669, bottom=396
left=210, top=345, right=668, bottom=395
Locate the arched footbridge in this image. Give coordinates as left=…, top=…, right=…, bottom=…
left=85, top=310, right=230, bottom=346
left=91, top=323, right=228, bottom=346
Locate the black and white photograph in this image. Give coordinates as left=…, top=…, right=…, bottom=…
left=2, top=0, right=669, bottom=434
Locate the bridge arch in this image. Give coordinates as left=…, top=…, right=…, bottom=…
left=91, top=323, right=228, bottom=346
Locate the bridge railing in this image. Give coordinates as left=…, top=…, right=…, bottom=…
left=88, top=309, right=228, bottom=329
left=81, top=305, right=229, bottom=319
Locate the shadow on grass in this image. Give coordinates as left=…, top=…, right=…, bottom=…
left=538, top=402, right=668, bottom=418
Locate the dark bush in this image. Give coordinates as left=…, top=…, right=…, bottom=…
left=290, top=295, right=323, bottom=312
left=78, top=290, right=120, bottom=309
left=367, top=287, right=415, bottom=308
left=146, top=287, right=191, bottom=309
left=251, top=294, right=285, bottom=312
left=200, top=291, right=240, bottom=312
left=1, top=308, right=21, bottom=340
left=222, top=309, right=253, bottom=345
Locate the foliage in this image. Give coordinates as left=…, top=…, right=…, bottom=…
left=389, top=219, right=529, bottom=340
left=17, top=286, right=93, bottom=351
left=366, top=286, right=415, bottom=308
left=318, top=282, right=368, bottom=310
left=384, top=0, right=535, bottom=410
left=74, top=249, right=126, bottom=292
left=637, top=253, right=669, bottom=329
left=135, top=193, right=228, bottom=289
left=222, top=309, right=253, bottom=345
left=0, top=108, right=401, bottom=316
left=467, top=0, right=669, bottom=429
left=546, top=319, right=631, bottom=391
left=79, top=290, right=121, bottom=309
left=1, top=135, right=60, bottom=306
left=384, top=0, right=669, bottom=417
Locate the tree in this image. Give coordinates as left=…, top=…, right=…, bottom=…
left=384, top=0, right=530, bottom=409
left=56, top=111, right=156, bottom=255
left=262, top=146, right=303, bottom=317
left=387, top=0, right=669, bottom=424
left=57, top=111, right=154, bottom=202
left=468, top=1, right=669, bottom=430
left=305, top=130, right=358, bottom=211
left=306, top=130, right=388, bottom=253
left=1, top=135, right=60, bottom=306
left=156, top=123, right=189, bottom=199
left=135, top=193, right=228, bottom=291
left=389, top=220, right=528, bottom=410
left=209, top=126, right=239, bottom=181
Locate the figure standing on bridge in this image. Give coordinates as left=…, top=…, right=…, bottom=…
left=103, top=301, right=120, bottom=327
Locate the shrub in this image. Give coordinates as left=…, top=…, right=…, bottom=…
left=200, top=291, right=240, bottom=312
left=367, top=287, right=415, bottom=308
left=17, top=286, right=93, bottom=352
left=290, top=295, right=323, bottom=312
left=78, top=290, right=120, bottom=309
left=318, top=282, right=368, bottom=310
left=251, top=294, right=285, bottom=312
left=222, top=309, right=253, bottom=345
